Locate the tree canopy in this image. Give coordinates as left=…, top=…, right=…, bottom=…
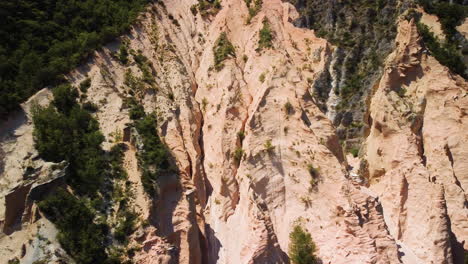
left=0, top=0, right=149, bottom=118
left=32, top=84, right=105, bottom=195
left=289, top=225, right=317, bottom=264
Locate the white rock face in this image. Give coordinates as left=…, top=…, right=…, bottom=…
left=364, top=19, right=468, bottom=264
left=0, top=1, right=466, bottom=264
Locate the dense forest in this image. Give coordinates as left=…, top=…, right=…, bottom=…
left=33, top=84, right=121, bottom=263
left=417, top=0, right=468, bottom=78
left=0, top=0, right=149, bottom=118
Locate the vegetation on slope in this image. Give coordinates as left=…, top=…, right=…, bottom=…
left=122, top=67, right=176, bottom=197
left=289, top=225, right=317, bottom=264
left=0, top=0, right=149, bottom=118
left=245, top=0, right=263, bottom=24
left=37, top=189, right=109, bottom=264
left=418, top=0, right=468, bottom=40
left=290, top=0, right=401, bottom=150
left=213, top=32, right=236, bottom=71
left=33, top=85, right=140, bottom=263
left=32, top=84, right=105, bottom=195
left=191, top=0, right=222, bottom=18
left=417, top=22, right=466, bottom=78
left=258, top=19, right=273, bottom=51
left=291, top=0, right=467, bottom=152
left=416, top=0, right=467, bottom=78
left=133, top=113, right=175, bottom=196
left=405, top=6, right=467, bottom=78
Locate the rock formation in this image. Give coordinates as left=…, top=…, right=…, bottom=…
left=0, top=0, right=466, bottom=263
left=363, top=18, right=468, bottom=264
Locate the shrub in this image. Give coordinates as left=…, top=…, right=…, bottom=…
left=109, top=143, right=128, bottom=179
left=118, top=44, right=129, bottom=65
left=300, top=196, right=312, bottom=207
left=289, top=225, right=317, bottom=264
left=202, top=97, right=208, bottom=111
left=125, top=70, right=139, bottom=91
left=132, top=50, right=147, bottom=67
left=129, top=103, right=145, bottom=120
left=197, top=0, right=222, bottom=18
left=134, top=113, right=174, bottom=195
left=309, top=179, right=316, bottom=190
left=264, top=139, right=275, bottom=152
left=404, top=8, right=422, bottom=22
left=237, top=131, right=245, bottom=141
left=245, top=0, right=263, bottom=24
left=190, top=4, right=198, bottom=15
left=38, top=189, right=108, bottom=264
left=349, top=147, right=359, bottom=158
left=33, top=84, right=105, bottom=195
left=114, top=209, right=138, bottom=244
left=418, top=0, right=467, bottom=40
left=416, top=22, right=466, bottom=78
left=284, top=101, right=293, bottom=115
left=259, top=73, right=266, bottom=83
left=340, top=73, right=363, bottom=99
left=32, top=105, right=72, bottom=162
left=82, top=102, right=98, bottom=112
left=52, top=84, right=79, bottom=114
left=397, top=87, right=407, bottom=97
left=307, top=164, right=319, bottom=178
left=233, top=147, right=244, bottom=166
left=168, top=92, right=175, bottom=101
left=213, top=0, right=221, bottom=9
left=33, top=259, right=48, bottom=264
left=258, top=19, right=273, bottom=51
left=8, top=259, right=19, bottom=264
left=79, top=78, right=92, bottom=93
left=213, top=32, right=236, bottom=71
left=128, top=52, right=154, bottom=84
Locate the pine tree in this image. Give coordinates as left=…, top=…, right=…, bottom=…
left=288, top=225, right=317, bottom=264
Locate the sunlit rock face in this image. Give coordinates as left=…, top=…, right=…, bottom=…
left=1, top=1, right=467, bottom=264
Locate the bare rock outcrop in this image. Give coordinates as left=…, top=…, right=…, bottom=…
left=0, top=88, right=55, bottom=236
left=65, top=0, right=401, bottom=262
left=363, top=18, right=468, bottom=263
left=162, top=0, right=401, bottom=263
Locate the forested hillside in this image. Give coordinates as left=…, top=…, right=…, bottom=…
left=0, top=0, right=149, bottom=118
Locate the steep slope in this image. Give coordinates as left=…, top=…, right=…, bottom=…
left=189, top=1, right=399, bottom=263
left=0, top=0, right=467, bottom=264
left=290, top=0, right=403, bottom=152
left=363, top=18, right=468, bottom=264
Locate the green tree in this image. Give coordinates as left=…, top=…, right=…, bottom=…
left=38, top=189, right=107, bottom=264
left=33, top=84, right=105, bottom=195
left=213, top=32, right=236, bottom=71
left=0, top=0, right=149, bottom=118
left=258, top=19, right=273, bottom=50
left=289, top=225, right=317, bottom=264
left=52, top=84, right=79, bottom=114
left=416, top=22, right=466, bottom=78
left=118, top=44, right=129, bottom=65
left=133, top=113, right=174, bottom=195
